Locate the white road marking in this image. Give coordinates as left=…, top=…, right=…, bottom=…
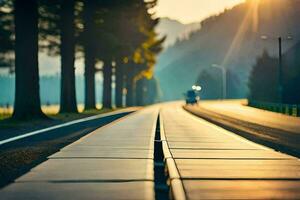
left=0, top=109, right=135, bottom=146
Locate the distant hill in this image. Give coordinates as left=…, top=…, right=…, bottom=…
left=155, top=0, right=300, bottom=101
left=156, top=17, right=200, bottom=48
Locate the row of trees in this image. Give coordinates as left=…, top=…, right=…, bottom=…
left=248, top=48, right=300, bottom=104
left=195, top=68, right=241, bottom=100
left=0, top=0, right=164, bottom=119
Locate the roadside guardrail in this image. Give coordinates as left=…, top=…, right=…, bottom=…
left=248, top=100, right=300, bottom=117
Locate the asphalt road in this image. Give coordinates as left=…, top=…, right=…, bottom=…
left=196, top=100, right=300, bottom=133
left=184, top=100, right=300, bottom=158
left=0, top=110, right=134, bottom=188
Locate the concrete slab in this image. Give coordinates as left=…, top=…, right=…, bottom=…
left=50, top=148, right=153, bottom=159
left=183, top=180, right=300, bottom=200
left=170, top=149, right=293, bottom=159
left=165, top=137, right=235, bottom=142
left=0, top=181, right=154, bottom=200
left=175, top=159, right=300, bottom=179
left=168, top=141, right=259, bottom=149
left=17, top=159, right=153, bottom=183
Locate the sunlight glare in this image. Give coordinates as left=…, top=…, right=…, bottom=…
left=221, top=0, right=261, bottom=67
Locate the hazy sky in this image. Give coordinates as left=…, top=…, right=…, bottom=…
left=155, top=0, right=245, bottom=24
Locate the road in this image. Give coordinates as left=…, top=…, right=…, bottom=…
left=0, top=109, right=136, bottom=188
left=1, top=102, right=300, bottom=199
left=185, top=100, right=300, bottom=157
left=162, top=102, right=300, bottom=199
left=191, top=100, right=300, bottom=133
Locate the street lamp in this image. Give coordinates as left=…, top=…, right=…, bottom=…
left=261, top=35, right=293, bottom=103
left=211, top=64, right=226, bottom=99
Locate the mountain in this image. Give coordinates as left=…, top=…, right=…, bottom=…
left=156, top=17, right=200, bottom=48
left=155, top=0, right=300, bottom=101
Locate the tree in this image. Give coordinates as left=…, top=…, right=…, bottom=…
left=123, top=0, right=164, bottom=107
left=196, top=69, right=221, bottom=99
left=102, top=59, right=113, bottom=108
left=59, top=0, right=78, bottom=113
left=82, top=0, right=96, bottom=110
left=12, top=0, right=45, bottom=119
left=113, top=1, right=146, bottom=107
left=92, top=1, right=118, bottom=109
left=0, top=0, right=14, bottom=71
left=248, top=50, right=279, bottom=102
left=136, top=77, right=160, bottom=105
left=281, top=41, right=300, bottom=104
left=38, top=0, right=80, bottom=113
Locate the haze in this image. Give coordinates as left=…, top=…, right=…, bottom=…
left=156, top=0, right=245, bottom=24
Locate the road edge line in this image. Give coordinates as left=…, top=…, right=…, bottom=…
left=0, top=108, right=137, bottom=146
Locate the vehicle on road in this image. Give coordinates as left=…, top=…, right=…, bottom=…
left=185, top=90, right=200, bottom=105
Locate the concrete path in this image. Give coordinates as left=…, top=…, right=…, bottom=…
left=0, top=107, right=159, bottom=200
left=161, top=103, right=300, bottom=200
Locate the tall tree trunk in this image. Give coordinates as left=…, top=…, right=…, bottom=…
left=102, top=60, right=112, bottom=109
left=126, top=72, right=135, bottom=107
left=135, top=78, right=145, bottom=106
left=84, top=54, right=96, bottom=109
left=115, top=62, right=124, bottom=107
left=83, top=0, right=96, bottom=110
left=13, top=0, right=45, bottom=120
left=60, top=0, right=77, bottom=113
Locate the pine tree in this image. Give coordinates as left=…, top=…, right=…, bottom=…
left=59, top=0, right=78, bottom=113
left=82, top=0, right=96, bottom=110
left=0, top=0, right=14, bottom=71
left=248, top=50, right=279, bottom=102
left=13, top=0, right=46, bottom=119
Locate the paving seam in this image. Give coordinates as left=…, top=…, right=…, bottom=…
left=16, top=179, right=154, bottom=183
left=160, top=111, right=187, bottom=200
left=49, top=157, right=154, bottom=160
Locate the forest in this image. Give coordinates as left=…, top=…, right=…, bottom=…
left=156, top=0, right=300, bottom=101
left=0, top=0, right=164, bottom=120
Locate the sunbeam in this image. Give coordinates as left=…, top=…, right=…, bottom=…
left=221, top=0, right=261, bottom=67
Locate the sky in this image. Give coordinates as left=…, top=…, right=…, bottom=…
left=155, top=0, right=245, bottom=24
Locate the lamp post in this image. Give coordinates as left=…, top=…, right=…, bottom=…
left=211, top=64, right=226, bottom=99
left=261, top=35, right=293, bottom=103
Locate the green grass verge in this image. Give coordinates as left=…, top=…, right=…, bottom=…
left=0, top=108, right=118, bottom=131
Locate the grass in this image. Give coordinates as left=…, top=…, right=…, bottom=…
left=0, top=113, right=11, bottom=120
left=0, top=104, right=116, bottom=122
left=0, top=107, right=12, bottom=120
left=0, top=105, right=119, bottom=137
